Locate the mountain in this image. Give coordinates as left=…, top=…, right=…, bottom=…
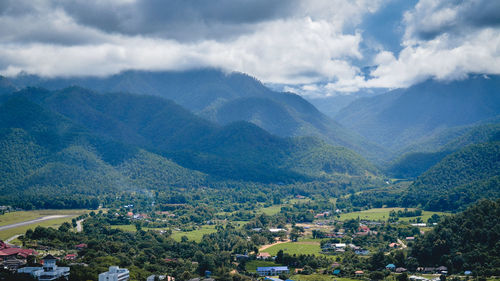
left=0, top=76, right=17, bottom=95
left=387, top=123, right=500, bottom=178
left=335, top=75, right=500, bottom=154
left=5, top=87, right=378, bottom=183
left=401, top=141, right=500, bottom=211
left=411, top=199, right=500, bottom=276
left=7, top=70, right=387, bottom=161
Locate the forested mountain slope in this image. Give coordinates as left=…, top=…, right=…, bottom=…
left=335, top=75, right=500, bottom=153
left=401, top=141, right=500, bottom=211
left=387, top=123, right=500, bottom=178
left=0, top=86, right=379, bottom=207
left=411, top=199, right=500, bottom=276
left=7, top=70, right=387, bottom=161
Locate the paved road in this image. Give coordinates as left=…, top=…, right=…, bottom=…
left=0, top=215, right=71, bottom=232
left=5, top=234, right=21, bottom=244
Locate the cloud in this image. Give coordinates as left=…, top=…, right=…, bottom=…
left=365, top=0, right=500, bottom=89
left=0, top=0, right=383, bottom=88
left=2, top=0, right=498, bottom=97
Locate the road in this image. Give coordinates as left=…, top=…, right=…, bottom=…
left=76, top=219, right=84, bottom=232
left=259, top=239, right=290, bottom=252
left=397, top=238, right=408, bottom=249
left=0, top=215, right=72, bottom=232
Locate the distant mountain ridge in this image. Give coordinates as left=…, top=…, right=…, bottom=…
left=6, top=69, right=387, bottom=161
left=335, top=75, right=500, bottom=155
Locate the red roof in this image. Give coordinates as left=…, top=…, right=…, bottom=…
left=65, top=254, right=77, bottom=260
left=75, top=243, right=87, bottom=249
left=0, top=248, right=38, bottom=257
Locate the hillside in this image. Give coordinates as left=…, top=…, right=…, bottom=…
left=7, top=70, right=387, bottom=161
left=411, top=199, right=500, bottom=276
left=335, top=75, right=500, bottom=153
left=401, top=141, right=500, bottom=211
left=1, top=87, right=379, bottom=187
left=387, top=123, right=500, bottom=178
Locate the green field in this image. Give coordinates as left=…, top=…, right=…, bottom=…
left=0, top=209, right=88, bottom=227
left=171, top=225, right=217, bottom=242
left=338, top=208, right=448, bottom=222
left=0, top=210, right=90, bottom=241
left=0, top=217, right=82, bottom=241
left=258, top=205, right=283, bottom=216
left=245, top=260, right=280, bottom=272
left=263, top=241, right=324, bottom=256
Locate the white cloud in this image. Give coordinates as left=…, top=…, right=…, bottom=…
left=365, top=0, right=500, bottom=89
left=0, top=0, right=383, bottom=89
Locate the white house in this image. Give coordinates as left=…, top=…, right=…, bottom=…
left=18, top=254, right=70, bottom=281
left=99, top=266, right=130, bottom=281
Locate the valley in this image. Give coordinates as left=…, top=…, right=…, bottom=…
left=0, top=72, right=498, bottom=281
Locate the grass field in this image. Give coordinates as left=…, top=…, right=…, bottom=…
left=263, top=240, right=324, bottom=257
left=111, top=224, right=222, bottom=243
left=338, top=208, right=448, bottom=222
left=258, top=205, right=283, bottom=216
left=0, top=210, right=90, bottom=241
left=245, top=260, right=280, bottom=272
left=171, top=225, right=217, bottom=242
left=0, top=217, right=81, bottom=241
left=0, top=209, right=88, bottom=227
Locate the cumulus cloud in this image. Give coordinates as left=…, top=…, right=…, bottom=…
left=366, top=0, right=500, bottom=88
left=0, top=0, right=382, bottom=87
left=1, top=0, right=498, bottom=96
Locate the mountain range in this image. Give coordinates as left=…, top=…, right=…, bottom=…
left=7, top=70, right=387, bottom=161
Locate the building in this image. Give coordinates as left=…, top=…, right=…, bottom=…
left=99, top=266, right=130, bottom=281
left=257, top=266, right=289, bottom=276
left=18, top=254, right=70, bottom=281
left=257, top=252, right=271, bottom=260
left=386, top=264, right=396, bottom=271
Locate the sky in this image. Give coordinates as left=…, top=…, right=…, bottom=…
left=0, top=0, right=499, bottom=98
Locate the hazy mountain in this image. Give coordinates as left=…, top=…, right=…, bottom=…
left=335, top=75, right=500, bottom=153
left=387, top=123, right=500, bottom=178
left=8, top=70, right=387, bottom=161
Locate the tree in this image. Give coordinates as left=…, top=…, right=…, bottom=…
left=397, top=272, right=409, bottom=281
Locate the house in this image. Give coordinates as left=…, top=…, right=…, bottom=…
left=98, top=266, right=129, bottom=281
left=355, top=270, right=364, bottom=276
left=333, top=269, right=341, bottom=275
left=396, top=268, right=407, bottom=273
left=64, top=254, right=77, bottom=261
left=257, top=266, right=289, bottom=276
left=0, top=241, right=38, bottom=260
left=257, top=252, right=271, bottom=260
left=147, top=275, right=174, bottom=281
left=234, top=254, right=249, bottom=261
left=18, top=254, right=70, bottom=281
left=436, top=266, right=448, bottom=274
left=409, top=276, right=428, bottom=281
left=406, top=237, right=415, bottom=241
left=75, top=243, right=87, bottom=250
left=464, top=271, right=472, bottom=275
left=3, top=256, right=26, bottom=271
left=269, top=228, right=286, bottom=233
left=355, top=249, right=370, bottom=255
left=386, top=264, right=396, bottom=271
left=389, top=243, right=399, bottom=248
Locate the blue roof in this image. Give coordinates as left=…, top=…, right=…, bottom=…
left=386, top=264, right=396, bottom=268
left=258, top=267, right=289, bottom=271
left=464, top=271, right=472, bottom=275
left=333, top=269, right=341, bottom=274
